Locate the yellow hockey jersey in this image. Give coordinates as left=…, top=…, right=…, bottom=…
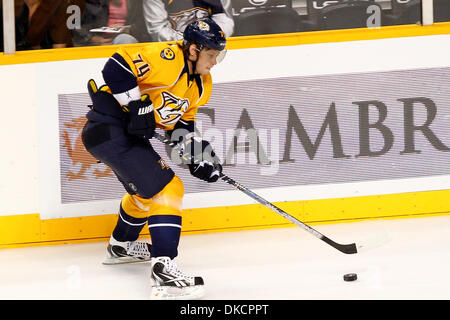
left=116, top=42, right=212, bottom=131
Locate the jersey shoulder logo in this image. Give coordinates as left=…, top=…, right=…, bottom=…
left=156, top=92, right=189, bottom=125
left=160, top=48, right=175, bottom=60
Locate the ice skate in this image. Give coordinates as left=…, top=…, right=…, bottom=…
left=150, top=256, right=205, bottom=300
left=103, top=236, right=152, bottom=265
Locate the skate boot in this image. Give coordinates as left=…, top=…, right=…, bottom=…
left=103, top=236, right=152, bottom=265
left=150, top=256, right=205, bottom=300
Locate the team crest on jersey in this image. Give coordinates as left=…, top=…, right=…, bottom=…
left=160, top=48, right=175, bottom=60
left=156, top=92, right=189, bottom=125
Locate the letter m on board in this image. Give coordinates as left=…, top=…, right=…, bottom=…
left=132, top=53, right=150, bottom=78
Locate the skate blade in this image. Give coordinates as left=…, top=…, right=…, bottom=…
left=102, top=256, right=151, bottom=265
left=150, top=285, right=205, bottom=300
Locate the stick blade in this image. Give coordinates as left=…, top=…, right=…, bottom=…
left=331, top=242, right=358, bottom=254
left=321, top=236, right=358, bottom=254
left=338, top=243, right=358, bottom=254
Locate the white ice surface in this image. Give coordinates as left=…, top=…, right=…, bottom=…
left=1, top=215, right=450, bottom=300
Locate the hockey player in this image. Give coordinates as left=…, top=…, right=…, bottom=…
left=81, top=18, right=226, bottom=299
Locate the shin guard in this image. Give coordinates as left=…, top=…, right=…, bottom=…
left=147, top=176, right=184, bottom=259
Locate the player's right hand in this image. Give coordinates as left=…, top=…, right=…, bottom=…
left=126, top=95, right=156, bottom=140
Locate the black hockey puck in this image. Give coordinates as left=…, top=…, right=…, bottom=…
left=343, top=273, right=357, bottom=282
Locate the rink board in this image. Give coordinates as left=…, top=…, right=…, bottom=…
left=0, top=23, right=450, bottom=248
left=1, top=190, right=449, bottom=248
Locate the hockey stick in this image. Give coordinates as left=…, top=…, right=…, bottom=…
left=153, top=131, right=359, bottom=255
